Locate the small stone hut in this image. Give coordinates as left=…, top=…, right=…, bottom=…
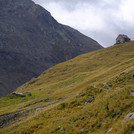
left=116, top=34, right=131, bottom=44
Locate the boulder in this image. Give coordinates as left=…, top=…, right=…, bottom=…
left=53, top=118, right=64, bottom=122
left=12, top=92, right=26, bottom=97
left=87, top=96, right=95, bottom=101
left=128, top=89, right=134, bottom=96
left=124, top=113, right=134, bottom=121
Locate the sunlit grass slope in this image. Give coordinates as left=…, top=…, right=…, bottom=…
left=0, top=41, right=134, bottom=134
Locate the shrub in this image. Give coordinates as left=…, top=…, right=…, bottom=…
left=58, top=102, right=68, bottom=110
left=110, top=110, right=121, bottom=118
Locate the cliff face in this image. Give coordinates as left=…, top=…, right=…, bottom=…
left=0, top=0, right=103, bottom=97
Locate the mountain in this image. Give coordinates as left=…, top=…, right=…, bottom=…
left=0, top=0, right=103, bottom=97
left=0, top=42, right=134, bottom=134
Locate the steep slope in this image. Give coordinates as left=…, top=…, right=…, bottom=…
left=0, top=42, right=134, bottom=134
left=0, top=0, right=103, bottom=97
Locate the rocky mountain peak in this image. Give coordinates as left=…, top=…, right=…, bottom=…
left=0, top=0, right=103, bottom=97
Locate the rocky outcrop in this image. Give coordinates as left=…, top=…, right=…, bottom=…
left=0, top=0, right=103, bottom=97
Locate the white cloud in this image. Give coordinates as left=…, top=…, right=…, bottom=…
left=119, top=0, right=134, bottom=25
left=45, top=2, right=105, bottom=31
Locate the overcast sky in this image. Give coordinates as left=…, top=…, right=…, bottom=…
left=33, top=0, right=134, bottom=47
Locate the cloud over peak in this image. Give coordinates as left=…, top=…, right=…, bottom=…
left=33, top=0, right=134, bottom=47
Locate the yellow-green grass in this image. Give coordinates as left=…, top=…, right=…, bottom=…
left=1, top=70, right=134, bottom=134
left=0, top=42, right=134, bottom=134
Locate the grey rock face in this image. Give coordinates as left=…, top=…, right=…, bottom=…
left=0, top=0, right=103, bottom=97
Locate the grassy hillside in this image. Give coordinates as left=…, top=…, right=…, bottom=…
left=0, top=42, right=134, bottom=134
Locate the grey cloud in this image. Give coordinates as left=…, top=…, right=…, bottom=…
left=33, top=0, right=134, bottom=47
